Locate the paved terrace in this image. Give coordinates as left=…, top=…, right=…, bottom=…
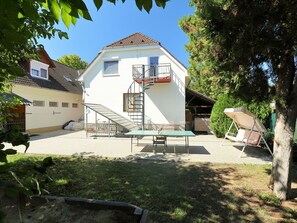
left=12, top=130, right=272, bottom=164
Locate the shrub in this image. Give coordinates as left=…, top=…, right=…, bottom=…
left=210, top=94, right=271, bottom=138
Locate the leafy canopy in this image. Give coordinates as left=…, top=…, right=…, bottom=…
left=179, top=0, right=297, bottom=102
left=57, top=54, right=88, bottom=70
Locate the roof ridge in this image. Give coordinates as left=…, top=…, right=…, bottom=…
left=106, top=32, right=160, bottom=48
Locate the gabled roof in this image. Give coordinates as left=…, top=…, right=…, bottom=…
left=79, top=32, right=187, bottom=81
left=13, top=58, right=82, bottom=95
left=106, top=32, right=160, bottom=48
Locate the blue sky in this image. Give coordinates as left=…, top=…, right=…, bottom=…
left=39, top=1, right=194, bottom=67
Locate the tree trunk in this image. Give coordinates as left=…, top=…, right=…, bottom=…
left=272, top=109, right=295, bottom=200
left=271, top=54, right=297, bottom=200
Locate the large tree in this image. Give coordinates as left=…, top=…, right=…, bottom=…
left=57, top=54, right=88, bottom=70
left=180, top=0, right=297, bottom=200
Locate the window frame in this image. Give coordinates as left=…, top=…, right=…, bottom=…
left=33, top=100, right=45, bottom=107
left=62, top=102, right=69, bottom=108
left=49, top=101, right=58, bottom=107
left=103, top=60, right=119, bottom=76
left=30, top=59, right=49, bottom=80
left=123, top=93, right=141, bottom=112
left=72, top=103, right=78, bottom=108
left=31, top=69, right=40, bottom=77
left=40, top=68, right=48, bottom=78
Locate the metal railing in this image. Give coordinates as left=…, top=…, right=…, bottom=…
left=132, top=63, right=171, bottom=80
left=1, top=120, right=26, bottom=132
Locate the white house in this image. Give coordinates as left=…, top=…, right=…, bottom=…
left=79, top=32, right=190, bottom=132
left=11, top=49, right=84, bottom=134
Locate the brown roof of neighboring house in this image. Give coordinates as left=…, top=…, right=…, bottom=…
left=106, top=32, right=160, bottom=48
left=186, top=87, right=216, bottom=105
left=13, top=60, right=82, bottom=94
left=0, top=92, right=31, bottom=104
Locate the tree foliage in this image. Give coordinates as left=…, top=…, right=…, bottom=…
left=57, top=54, right=88, bottom=70
left=181, top=0, right=297, bottom=200
left=179, top=0, right=276, bottom=101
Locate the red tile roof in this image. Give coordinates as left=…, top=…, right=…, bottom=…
left=106, top=32, right=159, bottom=48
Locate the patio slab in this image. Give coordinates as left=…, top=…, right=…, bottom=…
left=11, top=130, right=272, bottom=164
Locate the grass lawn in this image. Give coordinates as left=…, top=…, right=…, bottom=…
left=2, top=154, right=297, bottom=223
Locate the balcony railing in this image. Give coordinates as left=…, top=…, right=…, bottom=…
left=132, top=63, right=171, bottom=83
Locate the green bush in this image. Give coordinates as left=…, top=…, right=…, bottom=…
left=210, top=94, right=272, bottom=138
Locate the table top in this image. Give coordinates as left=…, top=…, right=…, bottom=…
left=125, top=130, right=195, bottom=137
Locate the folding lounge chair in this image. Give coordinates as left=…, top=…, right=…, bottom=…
left=222, top=107, right=273, bottom=157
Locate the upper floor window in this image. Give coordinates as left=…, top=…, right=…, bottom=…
left=103, top=61, right=118, bottom=76
left=30, top=59, right=49, bottom=80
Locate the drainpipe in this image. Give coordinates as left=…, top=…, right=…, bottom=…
left=141, top=65, right=145, bottom=130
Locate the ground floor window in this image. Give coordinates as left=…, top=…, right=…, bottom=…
left=123, top=93, right=141, bottom=112
left=49, top=101, right=58, bottom=107
left=33, top=100, right=45, bottom=107
left=62, top=102, right=69, bottom=108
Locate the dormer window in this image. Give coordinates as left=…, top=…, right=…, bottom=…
left=30, top=59, right=49, bottom=80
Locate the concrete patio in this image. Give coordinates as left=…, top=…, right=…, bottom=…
left=12, top=130, right=272, bottom=164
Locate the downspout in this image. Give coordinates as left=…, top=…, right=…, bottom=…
left=141, top=65, right=145, bottom=130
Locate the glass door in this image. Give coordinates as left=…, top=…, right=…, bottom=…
left=149, top=56, right=159, bottom=77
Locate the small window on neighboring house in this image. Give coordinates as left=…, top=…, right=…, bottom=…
left=33, top=100, right=45, bottom=107
left=49, top=101, right=58, bottom=107
left=123, top=93, right=141, bottom=112
left=72, top=103, right=78, bottom=108
left=64, top=75, right=78, bottom=87
left=62, top=102, right=69, bottom=108
left=31, top=69, right=39, bottom=77
left=103, top=61, right=118, bottom=76
left=30, top=59, right=49, bottom=80
left=40, top=68, right=48, bottom=78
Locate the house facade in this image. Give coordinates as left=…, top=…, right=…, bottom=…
left=79, top=33, right=189, bottom=131
left=11, top=49, right=83, bottom=134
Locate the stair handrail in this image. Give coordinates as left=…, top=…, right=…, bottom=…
left=145, top=115, right=158, bottom=130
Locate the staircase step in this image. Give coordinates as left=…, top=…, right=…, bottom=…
left=83, top=103, right=138, bottom=131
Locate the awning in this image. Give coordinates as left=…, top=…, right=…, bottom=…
left=224, top=107, right=267, bottom=133
left=0, top=93, right=31, bottom=105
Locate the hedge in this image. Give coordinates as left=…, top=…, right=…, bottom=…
left=210, top=94, right=272, bottom=138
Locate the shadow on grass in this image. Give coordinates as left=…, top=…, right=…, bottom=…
left=140, top=145, right=210, bottom=155
left=3, top=156, right=296, bottom=223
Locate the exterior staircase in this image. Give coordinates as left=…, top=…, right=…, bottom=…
left=127, top=65, right=156, bottom=128
left=83, top=103, right=139, bottom=131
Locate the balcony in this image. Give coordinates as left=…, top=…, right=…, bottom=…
left=132, top=63, right=171, bottom=83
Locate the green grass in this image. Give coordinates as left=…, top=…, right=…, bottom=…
left=1, top=154, right=297, bottom=223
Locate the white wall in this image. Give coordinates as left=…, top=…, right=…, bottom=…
left=83, top=45, right=186, bottom=127
left=12, top=85, right=83, bottom=131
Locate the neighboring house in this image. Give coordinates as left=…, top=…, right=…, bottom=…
left=11, top=49, right=83, bottom=134
left=79, top=32, right=214, bottom=133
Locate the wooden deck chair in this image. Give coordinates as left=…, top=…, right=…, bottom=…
left=221, top=107, right=273, bottom=158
